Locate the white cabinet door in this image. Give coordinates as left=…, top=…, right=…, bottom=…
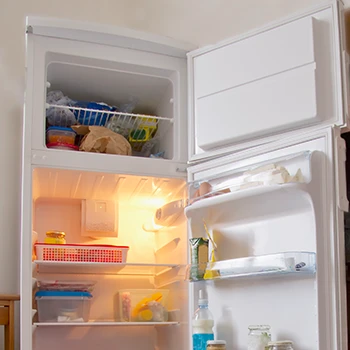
left=188, top=1, right=348, bottom=162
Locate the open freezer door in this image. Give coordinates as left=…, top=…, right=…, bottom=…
left=185, top=127, right=348, bottom=349
left=188, top=1, right=349, bottom=162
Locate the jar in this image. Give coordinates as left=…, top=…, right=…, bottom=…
left=207, top=340, right=226, bottom=350
left=248, top=325, right=271, bottom=350
left=45, top=231, right=66, bottom=244
left=265, top=341, right=294, bottom=350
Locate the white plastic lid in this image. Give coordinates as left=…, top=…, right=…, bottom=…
left=268, top=341, right=293, bottom=345
left=198, top=289, right=208, bottom=305
left=207, top=340, right=226, bottom=345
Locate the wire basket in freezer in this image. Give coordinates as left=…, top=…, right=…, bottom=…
left=35, top=243, right=129, bottom=263
left=46, top=104, right=172, bottom=157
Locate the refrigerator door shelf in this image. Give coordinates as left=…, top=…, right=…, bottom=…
left=187, top=251, right=316, bottom=282
left=186, top=150, right=312, bottom=207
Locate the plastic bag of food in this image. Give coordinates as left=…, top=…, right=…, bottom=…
left=106, top=97, right=139, bottom=137
left=137, top=135, right=161, bottom=157
left=46, top=90, right=77, bottom=127
left=73, top=101, right=117, bottom=126
left=72, top=125, right=132, bottom=155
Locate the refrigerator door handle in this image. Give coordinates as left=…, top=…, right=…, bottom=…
left=341, top=50, right=349, bottom=125
left=335, top=133, right=348, bottom=211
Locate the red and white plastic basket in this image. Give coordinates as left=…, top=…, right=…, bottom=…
left=35, top=243, right=129, bottom=263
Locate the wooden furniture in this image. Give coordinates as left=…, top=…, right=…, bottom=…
left=0, top=295, right=20, bottom=350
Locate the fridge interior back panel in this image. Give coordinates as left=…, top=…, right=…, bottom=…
left=188, top=4, right=345, bottom=161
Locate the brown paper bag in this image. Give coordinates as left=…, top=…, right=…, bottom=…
left=72, top=125, right=132, bottom=155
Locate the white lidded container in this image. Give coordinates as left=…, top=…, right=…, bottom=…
left=35, top=291, right=92, bottom=323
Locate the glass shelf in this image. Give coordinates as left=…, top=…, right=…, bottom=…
left=188, top=251, right=316, bottom=282
left=34, top=321, right=179, bottom=327
left=35, top=261, right=182, bottom=275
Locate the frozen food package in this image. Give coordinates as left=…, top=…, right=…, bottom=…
left=106, top=97, right=139, bottom=137
left=46, top=90, right=77, bottom=127
left=73, top=101, right=117, bottom=126
left=72, top=125, right=132, bottom=155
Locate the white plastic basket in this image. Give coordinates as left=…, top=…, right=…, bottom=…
left=35, top=243, right=129, bottom=263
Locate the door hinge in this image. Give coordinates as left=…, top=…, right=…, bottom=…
left=335, top=136, right=348, bottom=211
left=26, top=25, right=33, bottom=34
left=176, top=167, right=187, bottom=173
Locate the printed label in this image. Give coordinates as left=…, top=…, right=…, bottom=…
left=193, top=333, right=214, bottom=350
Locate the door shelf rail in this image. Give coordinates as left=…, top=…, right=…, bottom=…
left=187, top=251, right=316, bottom=282
left=34, top=321, right=180, bottom=327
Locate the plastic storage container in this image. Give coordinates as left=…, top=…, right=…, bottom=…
left=46, top=126, right=76, bottom=145
left=37, top=280, right=96, bottom=292
left=46, top=143, right=79, bottom=151
left=118, top=289, right=169, bottom=322
left=35, top=243, right=129, bottom=263
left=35, top=291, right=92, bottom=323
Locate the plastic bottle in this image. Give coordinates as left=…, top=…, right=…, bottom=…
left=192, top=289, right=214, bottom=350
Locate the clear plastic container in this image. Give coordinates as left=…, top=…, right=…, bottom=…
left=37, top=280, right=96, bottom=292
left=46, top=142, right=79, bottom=151
left=118, top=289, right=169, bottom=322
left=35, top=291, right=92, bottom=323
left=46, top=126, right=76, bottom=145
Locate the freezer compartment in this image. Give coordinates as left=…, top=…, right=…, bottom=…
left=44, top=55, right=176, bottom=160
left=187, top=251, right=316, bottom=282
left=187, top=151, right=311, bottom=206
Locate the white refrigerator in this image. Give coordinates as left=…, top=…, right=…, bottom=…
left=21, top=1, right=349, bottom=349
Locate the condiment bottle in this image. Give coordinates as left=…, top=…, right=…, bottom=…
left=44, top=231, right=66, bottom=244
left=206, top=340, right=226, bottom=350
left=192, top=289, right=214, bottom=350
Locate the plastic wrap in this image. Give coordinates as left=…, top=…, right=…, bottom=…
left=106, top=98, right=139, bottom=137
left=46, top=91, right=77, bottom=127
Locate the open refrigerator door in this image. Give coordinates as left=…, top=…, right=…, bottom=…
left=185, top=127, right=348, bottom=350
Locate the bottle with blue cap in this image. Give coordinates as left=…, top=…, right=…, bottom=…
left=192, top=289, right=214, bottom=350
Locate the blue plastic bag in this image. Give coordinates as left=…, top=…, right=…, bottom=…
left=73, top=101, right=118, bottom=126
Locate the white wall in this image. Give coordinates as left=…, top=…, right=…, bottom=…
left=0, top=0, right=348, bottom=348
